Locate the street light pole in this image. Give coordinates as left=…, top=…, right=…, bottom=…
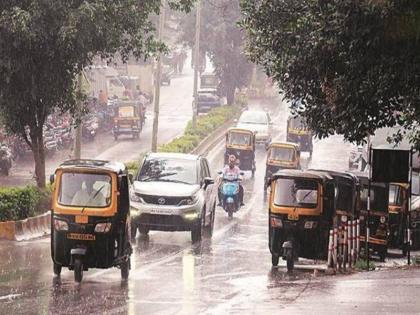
left=192, top=0, right=201, bottom=129
left=151, top=4, right=165, bottom=152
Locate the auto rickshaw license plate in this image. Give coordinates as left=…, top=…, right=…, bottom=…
left=288, top=213, right=299, bottom=221
left=67, top=233, right=96, bottom=241
left=75, top=215, right=88, bottom=224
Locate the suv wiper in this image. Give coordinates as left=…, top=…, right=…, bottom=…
left=157, top=178, right=191, bottom=185
left=139, top=172, right=178, bottom=182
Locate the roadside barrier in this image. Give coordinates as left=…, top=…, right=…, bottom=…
left=328, top=219, right=361, bottom=272
left=0, top=211, right=51, bottom=241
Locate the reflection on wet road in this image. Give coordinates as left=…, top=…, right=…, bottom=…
left=4, top=98, right=411, bottom=314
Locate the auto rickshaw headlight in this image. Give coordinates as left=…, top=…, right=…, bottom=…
left=54, top=219, right=68, bottom=231
left=341, top=215, right=348, bottom=223
left=95, top=222, right=112, bottom=233
left=304, top=221, right=317, bottom=229
left=270, top=216, right=283, bottom=228
left=380, top=216, right=386, bottom=224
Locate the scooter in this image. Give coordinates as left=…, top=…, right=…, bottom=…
left=219, top=172, right=243, bottom=219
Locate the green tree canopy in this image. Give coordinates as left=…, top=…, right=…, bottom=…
left=241, top=0, right=420, bottom=149
left=180, top=0, right=253, bottom=105
left=0, top=0, right=193, bottom=187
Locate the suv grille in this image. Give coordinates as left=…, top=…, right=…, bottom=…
left=138, top=194, right=187, bottom=206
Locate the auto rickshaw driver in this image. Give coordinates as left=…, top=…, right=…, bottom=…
left=71, top=175, right=108, bottom=207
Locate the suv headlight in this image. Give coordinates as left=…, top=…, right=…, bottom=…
left=179, top=193, right=199, bottom=206
left=130, top=191, right=144, bottom=203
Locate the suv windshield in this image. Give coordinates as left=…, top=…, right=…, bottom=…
left=239, top=111, right=267, bottom=125
left=58, top=172, right=112, bottom=208
left=274, top=178, right=318, bottom=208
left=137, top=157, right=197, bottom=185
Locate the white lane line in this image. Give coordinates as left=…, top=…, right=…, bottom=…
left=0, top=293, right=22, bottom=301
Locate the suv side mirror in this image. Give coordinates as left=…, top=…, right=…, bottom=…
left=239, top=172, right=245, bottom=176
left=203, top=177, right=214, bottom=189
left=128, top=173, right=134, bottom=184
left=217, top=171, right=223, bottom=175
left=49, top=174, right=55, bottom=185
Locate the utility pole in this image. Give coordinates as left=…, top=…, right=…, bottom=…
left=151, top=4, right=165, bottom=152
left=192, top=0, right=201, bottom=129
left=74, top=72, right=83, bottom=159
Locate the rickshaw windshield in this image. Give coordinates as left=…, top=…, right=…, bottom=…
left=360, top=184, right=388, bottom=212
left=270, top=147, right=295, bottom=161
left=58, top=172, right=112, bottom=208
left=118, top=106, right=135, bottom=118
left=336, top=183, right=353, bottom=212
left=274, top=178, right=319, bottom=208
left=389, top=184, right=404, bottom=206
left=289, top=117, right=308, bottom=130
left=228, top=132, right=251, bottom=146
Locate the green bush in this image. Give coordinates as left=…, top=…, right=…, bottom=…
left=0, top=186, right=45, bottom=222
left=160, top=105, right=240, bottom=153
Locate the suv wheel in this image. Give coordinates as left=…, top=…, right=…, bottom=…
left=191, top=223, right=202, bottom=243
left=204, top=206, right=215, bottom=237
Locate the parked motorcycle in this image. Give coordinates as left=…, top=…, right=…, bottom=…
left=0, top=145, right=12, bottom=176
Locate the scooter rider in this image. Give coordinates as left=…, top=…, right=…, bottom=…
left=218, top=155, right=244, bottom=206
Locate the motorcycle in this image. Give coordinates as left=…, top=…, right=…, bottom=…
left=0, top=146, right=12, bottom=176
left=82, top=116, right=99, bottom=141
left=218, top=172, right=244, bottom=219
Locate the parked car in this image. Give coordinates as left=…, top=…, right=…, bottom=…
left=130, top=153, right=217, bottom=243
left=236, top=110, right=272, bottom=145
left=196, top=89, right=223, bottom=114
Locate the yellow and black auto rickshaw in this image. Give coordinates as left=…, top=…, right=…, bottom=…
left=353, top=173, right=390, bottom=261
left=50, top=159, right=132, bottom=282
left=113, top=101, right=144, bottom=140
left=286, top=116, right=313, bottom=156
left=225, top=128, right=256, bottom=177
left=268, top=169, right=336, bottom=271
left=388, top=183, right=409, bottom=255
left=264, top=142, right=301, bottom=190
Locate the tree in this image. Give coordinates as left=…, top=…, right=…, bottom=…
left=0, top=0, right=193, bottom=188
left=180, top=0, right=253, bottom=105
left=240, top=0, right=420, bottom=149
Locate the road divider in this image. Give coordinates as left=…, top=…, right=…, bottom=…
left=1, top=211, right=50, bottom=241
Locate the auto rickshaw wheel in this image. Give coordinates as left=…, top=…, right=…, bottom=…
left=74, top=258, right=83, bottom=283
left=114, top=134, right=118, bottom=141
left=271, top=254, right=279, bottom=267
left=287, top=257, right=294, bottom=272
left=53, top=262, right=62, bottom=276
left=121, top=258, right=130, bottom=280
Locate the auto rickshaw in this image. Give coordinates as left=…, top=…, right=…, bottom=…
left=388, top=183, right=409, bottom=255
left=286, top=116, right=313, bottom=156
left=268, top=169, right=336, bottom=271
left=264, top=142, right=301, bottom=190
left=225, top=128, right=256, bottom=177
left=113, top=101, right=144, bottom=140
left=50, top=159, right=132, bottom=282
left=353, top=173, right=390, bottom=261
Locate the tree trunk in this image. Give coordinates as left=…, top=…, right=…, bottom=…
left=226, top=84, right=235, bottom=106
left=30, top=130, right=46, bottom=188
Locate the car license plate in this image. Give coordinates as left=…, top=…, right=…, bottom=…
left=149, top=209, right=174, bottom=215
left=288, top=213, right=299, bottom=221
left=67, top=233, right=96, bottom=241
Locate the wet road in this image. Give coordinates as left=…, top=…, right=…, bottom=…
left=0, top=65, right=194, bottom=187
left=1, top=99, right=419, bottom=314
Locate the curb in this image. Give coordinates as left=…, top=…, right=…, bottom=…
left=0, top=211, right=50, bottom=241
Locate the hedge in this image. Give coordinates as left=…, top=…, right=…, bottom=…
left=159, top=105, right=240, bottom=153
left=0, top=186, right=50, bottom=222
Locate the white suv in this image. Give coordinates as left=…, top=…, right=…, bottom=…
left=130, top=153, right=217, bottom=243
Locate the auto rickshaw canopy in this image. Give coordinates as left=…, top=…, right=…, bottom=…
left=226, top=128, right=256, bottom=149
left=52, top=159, right=127, bottom=217
left=267, top=142, right=300, bottom=166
